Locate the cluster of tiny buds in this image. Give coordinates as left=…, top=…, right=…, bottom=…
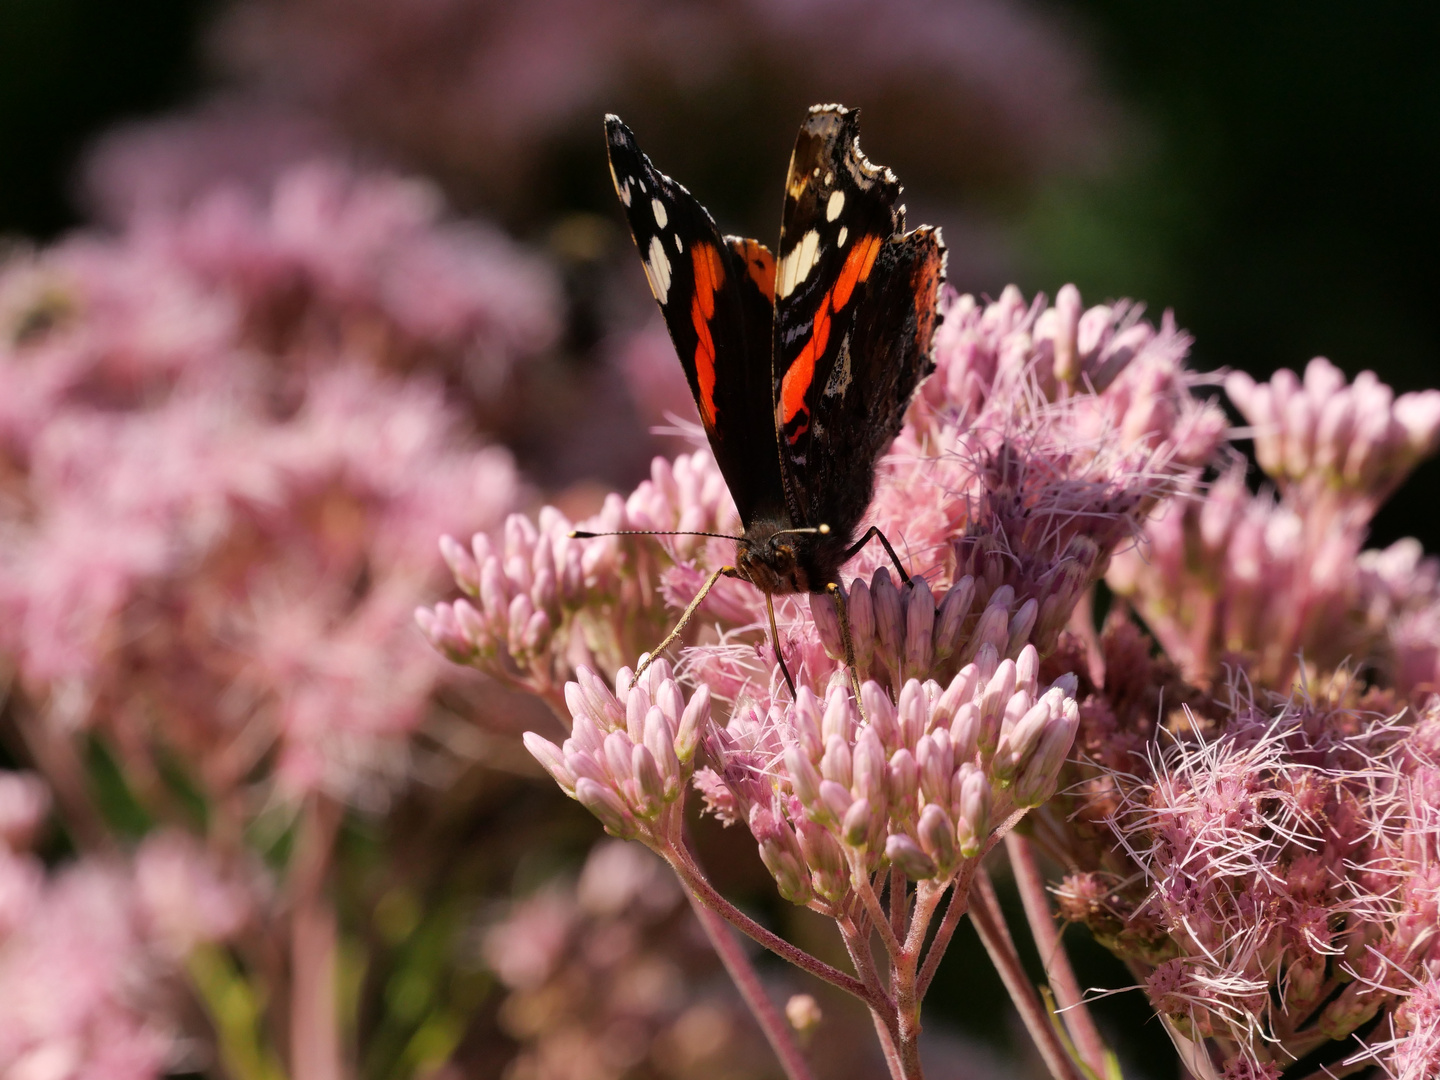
left=714, top=644, right=1079, bottom=906
left=522, top=657, right=710, bottom=846
left=1225, top=357, right=1440, bottom=505
left=808, top=568, right=1042, bottom=690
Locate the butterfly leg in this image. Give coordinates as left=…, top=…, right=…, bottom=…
left=840, top=526, right=910, bottom=584
left=826, top=582, right=867, bottom=720
left=764, top=592, right=798, bottom=699
left=633, top=565, right=736, bottom=687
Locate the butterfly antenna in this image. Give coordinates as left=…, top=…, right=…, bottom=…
left=769, top=523, right=831, bottom=539
left=570, top=528, right=743, bottom=541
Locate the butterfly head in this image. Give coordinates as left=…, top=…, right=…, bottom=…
left=735, top=520, right=843, bottom=595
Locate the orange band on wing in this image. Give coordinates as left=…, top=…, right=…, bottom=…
left=732, top=238, right=776, bottom=300
left=780, top=293, right=834, bottom=426
left=832, top=233, right=882, bottom=312
left=690, top=243, right=726, bottom=429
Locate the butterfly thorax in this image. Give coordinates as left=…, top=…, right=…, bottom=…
left=735, top=517, right=849, bottom=595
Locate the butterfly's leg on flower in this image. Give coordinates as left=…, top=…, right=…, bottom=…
left=764, top=592, right=798, bottom=699
left=841, top=526, right=911, bottom=585
left=825, top=582, right=867, bottom=716
left=632, top=564, right=739, bottom=687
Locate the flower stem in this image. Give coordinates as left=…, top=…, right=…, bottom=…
left=663, top=841, right=879, bottom=1006
left=968, top=868, right=1085, bottom=1080
left=289, top=796, right=343, bottom=1080
left=685, top=890, right=816, bottom=1080
left=1006, top=833, right=1108, bottom=1075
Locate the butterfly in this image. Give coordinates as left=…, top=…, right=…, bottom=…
left=585, top=104, right=945, bottom=695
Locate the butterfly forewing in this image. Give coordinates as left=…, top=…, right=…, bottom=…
left=769, top=105, right=943, bottom=536
left=604, top=116, right=785, bottom=528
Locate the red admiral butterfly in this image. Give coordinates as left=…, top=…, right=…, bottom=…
left=581, top=105, right=945, bottom=695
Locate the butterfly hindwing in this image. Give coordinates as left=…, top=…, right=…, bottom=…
left=605, top=116, right=785, bottom=527
left=770, top=105, right=945, bottom=535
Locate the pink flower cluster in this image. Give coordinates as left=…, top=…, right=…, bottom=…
left=0, top=159, right=555, bottom=803
left=1110, top=357, right=1440, bottom=691
left=0, top=803, right=253, bottom=1080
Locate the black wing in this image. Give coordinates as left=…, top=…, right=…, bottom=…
left=771, top=105, right=946, bottom=539
left=605, top=115, right=785, bottom=529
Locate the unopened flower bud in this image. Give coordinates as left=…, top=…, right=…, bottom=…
left=951, top=702, right=981, bottom=763
left=886, top=833, right=937, bottom=880
left=752, top=806, right=812, bottom=905
left=440, top=534, right=481, bottom=595
left=786, top=744, right=824, bottom=813
left=674, top=684, right=710, bottom=763
left=933, top=576, right=975, bottom=661
left=970, top=599, right=1011, bottom=658
left=978, top=659, right=1017, bottom=751
left=575, top=778, right=637, bottom=839
left=847, top=578, right=875, bottom=668
left=821, top=735, right=853, bottom=788
left=791, top=687, right=824, bottom=761
left=1006, top=598, right=1038, bottom=657
left=810, top=591, right=845, bottom=660
left=631, top=744, right=666, bottom=817
left=786, top=994, right=823, bottom=1037
left=577, top=667, right=624, bottom=729
left=897, top=680, right=927, bottom=748
left=861, top=682, right=899, bottom=748
left=853, top=728, right=887, bottom=804
left=918, top=804, right=958, bottom=873
left=916, top=735, right=951, bottom=807
left=643, top=707, right=682, bottom=799
left=842, top=797, right=873, bottom=846
left=872, top=568, right=904, bottom=668
left=1052, top=284, right=1082, bottom=383
left=993, top=697, right=1054, bottom=785
left=1014, top=645, right=1039, bottom=697
left=796, top=820, right=850, bottom=903
left=822, top=684, right=856, bottom=743
left=603, top=731, right=636, bottom=789
left=654, top=681, right=685, bottom=730
left=904, top=578, right=935, bottom=675
left=523, top=732, right=575, bottom=796
left=888, top=749, right=919, bottom=816
left=1012, top=698, right=1079, bottom=805
left=954, top=765, right=990, bottom=857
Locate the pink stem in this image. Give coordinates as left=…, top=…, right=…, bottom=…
left=289, top=797, right=343, bottom=1080
left=1006, top=833, right=1108, bottom=1075
left=969, top=869, right=1085, bottom=1080
left=686, top=892, right=816, bottom=1080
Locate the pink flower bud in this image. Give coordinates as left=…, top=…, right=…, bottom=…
left=847, top=578, right=875, bottom=668
left=603, top=730, right=636, bottom=790
left=654, top=680, right=685, bottom=731
left=791, top=687, right=823, bottom=761
left=674, top=683, right=709, bottom=763
left=978, top=659, right=1017, bottom=749
left=852, top=728, right=887, bottom=805
left=818, top=779, right=853, bottom=822
left=917, top=803, right=957, bottom=873
left=904, top=578, right=935, bottom=675
left=752, top=806, right=812, bottom=905
left=954, top=765, right=990, bottom=857
left=785, top=744, right=824, bottom=814
left=951, top=702, right=982, bottom=763
left=1014, top=644, right=1039, bottom=696
left=970, top=599, right=1011, bottom=659
left=935, top=663, right=979, bottom=727
left=643, top=707, right=682, bottom=800
left=872, top=569, right=904, bottom=665
left=897, top=679, right=927, bottom=749
left=916, top=735, right=952, bottom=807
left=993, top=697, right=1054, bottom=784
left=933, top=576, right=975, bottom=661
left=822, top=684, right=856, bottom=743
left=440, top=534, right=480, bottom=595
left=796, top=819, right=850, bottom=903
left=1052, top=284, right=1082, bottom=383
left=821, top=735, right=853, bottom=788
left=1012, top=698, right=1079, bottom=806
left=630, top=743, right=666, bottom=817
left=888, top=748, right=919, bottom=811
left=1006, top=598, right=1038, bottom=656
left=575, top=777, right=637, bottom=839
left=568, top=713, right=605, bottom=756
left=842, top=798, right=873, bottom=846
left=810, top=591, right=845, bottom=660
left=886, top=833, right=937, bottom=880
left=862, top=682, right=899, bottom=748
left=523, top=732, right=575, bottom=796
left=577, top=666, right=624, bottom=729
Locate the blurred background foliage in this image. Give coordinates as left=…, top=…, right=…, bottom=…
left=0, top=1, right=1434, bottom=1076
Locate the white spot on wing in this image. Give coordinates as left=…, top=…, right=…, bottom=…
left=826, top=190, right=845, bottom=222
left=674, top=234, right=683, bottom=253
left=776, top=229, right=821, bottom=299
left=837, top=226, right=848, bottom=247
left=651, top=198, right=668, bottom=229
left=824, top=170, right=834, bottom=186
left=643, top=234, right=672, bottom=304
